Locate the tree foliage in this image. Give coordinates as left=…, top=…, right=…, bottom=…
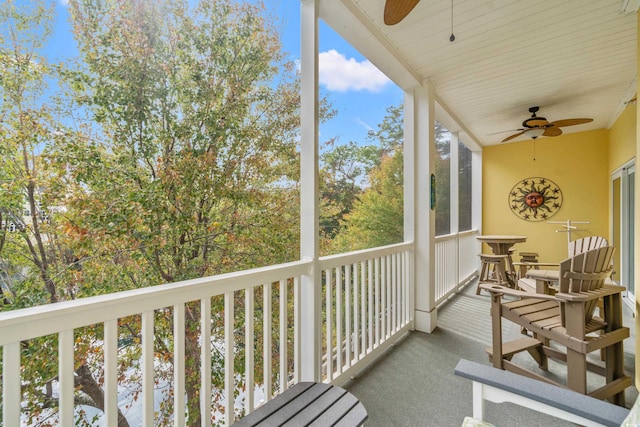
left=0, top=0, right=307, bottom=425
left=326, top=105, right=404, bottom=252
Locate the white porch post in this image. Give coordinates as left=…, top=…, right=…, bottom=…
left=450, top=132, right=460, bottom=235
left=472, top=149, right=483, bottom=261
left=404, top=91, right=416, bottom=328
left=410, top=82, right=437, bottom=332
left=299, top=0, right=321, bottom=382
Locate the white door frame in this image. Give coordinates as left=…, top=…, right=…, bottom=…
left=611, top=158, right=635, bottom=307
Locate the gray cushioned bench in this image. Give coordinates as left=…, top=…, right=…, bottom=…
left=454, top=358, right=631, bottom=427
left=234, top=382, right=368, bottom=426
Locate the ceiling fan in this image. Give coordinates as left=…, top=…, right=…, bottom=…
left=384, top=0, right=420, bottom=25
left=500, top=106, right=593, bottom=143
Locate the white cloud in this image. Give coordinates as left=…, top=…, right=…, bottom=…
left=319, top=49, right=390, bottom=93
left=59, top=0, right=70, bottom=6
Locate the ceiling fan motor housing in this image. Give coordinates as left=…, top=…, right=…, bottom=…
left=522, top=106, right=549, bottom=128
left=523, top=117, right=549, bottom=128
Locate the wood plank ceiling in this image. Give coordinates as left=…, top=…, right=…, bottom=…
left=323, top=0, right=638, bottom=146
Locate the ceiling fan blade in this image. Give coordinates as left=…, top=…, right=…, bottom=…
left=549, top=118, right=593, bottom=127
left=543, top=126, right=562, bottom=137
left=384, top=0, right=420, bottom=25
left=502, top=130, right=527, bottom=142
left=488, top=128, right=524, bottom=135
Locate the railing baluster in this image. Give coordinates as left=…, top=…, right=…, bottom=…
left=245, top=287, right=255, bottom=413
left=390, top=255, right=395, bottom=333
left=104, top=319, right=118, bottom=427
left=325, top=268, right=333, bottom=380
left=405, top=250, right=411, bottom=325
left=279, top=279, right=287, bottom=392
left=395, top=252, right=400, bottom=329
left=201, top=298, right=212, bottom=427
left=374, top=257, right=380, bottom=347
left=59, top=329, right=74, bottom=426
left=293, top=276, right=301, bottom=383
left=402, top=251, right=407, bottom=325
left=385, top=255, right=391, bottom=338
left=335, top=267, right=343, bottom=374
left=3, top=342, right=21, bottom=427
left=345, top=264, right=352, bottom=369
left=367, top=259, right=373, bottom=351
left=263, top=283, right=272, bottom=401
left=142, top=311, right=155, bottom=426
left=360, top=261, right=366, bottom=355
left=174, top=304, right=186, bottom=427
left=224, top=292, right=234, bottom=425
left=353, top=262, right=360, bottom=361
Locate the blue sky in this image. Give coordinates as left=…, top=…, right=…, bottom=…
left=47, top=0, right=403, bottom=147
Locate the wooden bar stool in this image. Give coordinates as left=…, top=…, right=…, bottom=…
left=477, top=254, right=510, bottom=294
left=514, top=251, right=541, bottom=279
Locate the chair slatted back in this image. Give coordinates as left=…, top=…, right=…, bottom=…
left=557, top=246, right=615, bottom=326
left=568, top=236, right=608, bottom=257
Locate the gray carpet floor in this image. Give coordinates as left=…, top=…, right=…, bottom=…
left=343, top=281, right=637, bottom=427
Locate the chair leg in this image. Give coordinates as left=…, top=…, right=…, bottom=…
left=489, top=293, right=504, bottom=369
left=605, top=341, right=627, bottom=406
left=526, top=346, right=547, bottom=371
left=566, top=348, right=587, bottom=395
left=477, top=258, right=492, bottom=294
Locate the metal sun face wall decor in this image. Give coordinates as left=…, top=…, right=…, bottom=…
left=508, top=177, right=563, bottom=221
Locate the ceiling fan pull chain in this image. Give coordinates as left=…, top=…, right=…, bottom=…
left=450, top=0, right=455, bottom=42
left=533, top=140, right=536, bottom=161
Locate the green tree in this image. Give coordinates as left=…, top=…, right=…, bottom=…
left=319, top=105, right=404, bottom=253
left=327, top=105, right=405, bottom=252
left=366, top=104, right=403, bottom=155
left=319, top=140, right=378, bottom=245
left=325, top=106, right=457, bottom=251
left=0, top=1, right=133, bottom=425
left=331, top=151, right=404, bottom=252
left=434, top=121, right=451, bottom=236
left=54, top=0, right=301, bottom=424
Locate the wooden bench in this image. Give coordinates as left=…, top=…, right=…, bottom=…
left=234, top=382, right=368, bottom=426
left=454, top=359, right=631, bottom=427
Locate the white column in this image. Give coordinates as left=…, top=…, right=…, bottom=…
left=450, top=132, right=460, bottom=235
left=450, top=132, right=460, bottom=283
left=472, top=149, right=483, bottom=266
left=299, top=0, right=321, bottom=382
left=412, top=82, right=437, bottom=332
left=403, top=91, right=416, bottom=330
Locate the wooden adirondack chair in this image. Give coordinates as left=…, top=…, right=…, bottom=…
left=480, top=245, right=631, bottom=406
left=517, top=236, right=609, bottom=293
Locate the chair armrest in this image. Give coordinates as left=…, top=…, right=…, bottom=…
left=513, top=262, right=560, bottom=268
left=525, top=269, right=560, bottom=281
left=453, top=359, right=629, bottom=427
left=479, top=284, right=558, bottom=301
left=555, top=284, right=627, bottom=302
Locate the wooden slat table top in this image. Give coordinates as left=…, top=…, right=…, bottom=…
left=234, top=382, right=368, bottom=427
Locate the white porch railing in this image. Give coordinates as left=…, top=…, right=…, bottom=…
left=435, top=230, right=479, bottom=305
left=0, top=243, right=413, bottom=426
left=319, top=242, right=414, bottom=386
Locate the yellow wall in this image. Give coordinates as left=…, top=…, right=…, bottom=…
left=609, top=102, right=637, bottom=170
left=482, top=130, right=609, bottom=263
left=608, top=101, right=636, bottom=283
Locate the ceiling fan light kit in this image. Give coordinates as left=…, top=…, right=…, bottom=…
left=527, top=128, right=545, bottom=139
